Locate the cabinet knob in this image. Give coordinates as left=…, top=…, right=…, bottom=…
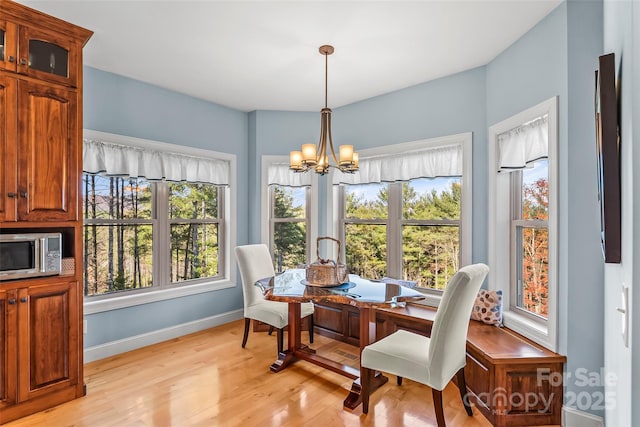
left=19, top=191, right=27, bottom=198
left=8, top=56, right=15, bottom=63
left=8, top=298, right=16, bottom=305
left=20, top=58, right=27, bottom=65
left=8, top=192, right=16, bottom=198
left=20, top=297, right=28, bottom=303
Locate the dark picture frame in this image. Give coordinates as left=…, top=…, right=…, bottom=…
left=594, top=53, right=621, bottom=263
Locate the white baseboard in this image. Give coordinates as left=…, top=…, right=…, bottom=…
left=562, top=406, right=604, bottom=427
left=84, top=309, right=243, bottom=363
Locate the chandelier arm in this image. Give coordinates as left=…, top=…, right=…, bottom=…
left=327, top=111, right=341, bottom=168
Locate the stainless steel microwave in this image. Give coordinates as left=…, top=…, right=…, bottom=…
left=0, top=232, right=62, bottom=281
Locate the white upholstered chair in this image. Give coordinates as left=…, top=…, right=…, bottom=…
left=360, top=263, right=489, bottom=426
left=235, top=244, right=314, bottom=354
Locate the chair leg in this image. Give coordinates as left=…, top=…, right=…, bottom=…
left=361, top=367, right=373, bottom=414
left=308, top=315, right=314, bottom=344
left=456, top=368, right=473, bottom=416
left=397, top=376, right=403, bottom=386
left=277, top=328, right=284, bottom=354
left=432, top=388, right=446, bottom=427
left=242, top=318, right=251, bottom=348
left=268, top=325, right=274, bottom=335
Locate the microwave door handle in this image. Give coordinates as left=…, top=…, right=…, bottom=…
left=39, top=237, right=47, bottom=272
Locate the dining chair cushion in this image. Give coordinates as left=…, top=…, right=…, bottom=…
left=361, top=329, right=432, bottom=384
left=246, top=300, right=314, bottom=330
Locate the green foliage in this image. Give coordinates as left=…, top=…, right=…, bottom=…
left=345, top=180, right=461, bottom=288
left=272, top=187, right=306, bottom=271
left=83, top=177, right=220, bottom=296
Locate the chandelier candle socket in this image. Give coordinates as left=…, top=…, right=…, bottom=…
left=289, top=45, right=359, bottom=175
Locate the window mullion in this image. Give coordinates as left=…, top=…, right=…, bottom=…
left=155, top=182, right=169, bottom=288
left=387, top=183, right=402, bottom=278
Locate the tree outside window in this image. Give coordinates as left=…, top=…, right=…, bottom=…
left=270, top=185, right=308, bottom=272
left=341, top=177, right=461, bottom=289
left=513, top=159, right=549, bottom=318
left=83, top=175, right=224, bottom=297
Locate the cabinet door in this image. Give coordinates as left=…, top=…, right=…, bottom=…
left=17, top=282, right=79, bottom=402
left=0, top=20, right=17, bottom=72
left=17, top=79, right=78, bottom=222
left=0, top=75, right=17, bottom=222
left=17, top=25, right=79, bottom=87
left=0, top=289, right=18, bottom=410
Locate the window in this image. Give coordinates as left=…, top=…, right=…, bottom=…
left=269, top=185, right=309, bottom=272
left=332, top=134, right=472, bottom=295
left=511, top=159, right=549, bottom=319
left=82, top=131, right=233, bottom=301
left=83, top=177, right=225, bottom=297
left=168, top=183, right=223, bottom=283
left=340, top=177, right=461, bottom=289
left=83, top=175, right=153, bottom=295
left=261, top=157, right=317, bottom=271
left=488, top=97, right=558, bottom=351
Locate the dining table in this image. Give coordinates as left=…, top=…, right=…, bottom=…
left=255, top=268, right=425, bottom=410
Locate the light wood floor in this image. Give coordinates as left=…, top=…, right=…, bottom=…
left=5, top=320, right=493, bottom=427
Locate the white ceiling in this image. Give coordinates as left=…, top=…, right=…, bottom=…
left=18, top=0, right=562, bottom=112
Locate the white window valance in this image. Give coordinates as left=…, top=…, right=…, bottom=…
left=83, top=139, right=230, bottom=186
left=497, top=115, right=548, bottom=172
left=332, top=143, right=462, bottom=185
left=267, top=163, right=311, bottom=187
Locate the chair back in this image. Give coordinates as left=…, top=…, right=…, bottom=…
left=235, top=244, right=276, bottom=310
left=427, top=263, right=489, bottom=389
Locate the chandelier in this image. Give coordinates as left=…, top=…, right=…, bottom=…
left=289, top=45, right=358, bottom=175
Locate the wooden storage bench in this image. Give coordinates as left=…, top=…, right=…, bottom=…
left=375, top=304, right=566, bottom=427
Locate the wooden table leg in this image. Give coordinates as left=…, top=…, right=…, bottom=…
left=343, top=306, right=388, bottom=410
left=270, top=302, right=301, bottom=372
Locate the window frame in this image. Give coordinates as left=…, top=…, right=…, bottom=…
left=261, top=155, right=319, bottom=266
left=330, top=133, right=473, bottom=305
left=83, top=130, right=237, bottom=316
left=268, top=184, right=311, bottom=271
left=488, top=97, right=558, bottom=352
left=510, top=168, right=549, bottom=322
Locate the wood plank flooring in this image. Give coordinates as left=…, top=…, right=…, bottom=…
left=4, top=320, right=493, bottom=427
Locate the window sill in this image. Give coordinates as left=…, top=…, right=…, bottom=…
left=84, top=279, right=236, bottom=315
left=502, top=310, right=555, bottom=352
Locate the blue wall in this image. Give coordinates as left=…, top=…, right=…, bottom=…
left=83, top=67, right=249, bottom=348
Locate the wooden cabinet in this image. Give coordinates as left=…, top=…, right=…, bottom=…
left=0, top=7, right=83, bottom=87
left=313, top=301, right=361, bottom=347
left=0, top=74, right=17, bottom=222
left=0, top=19, right=17, bottom=72
left=0, top=289, right=18, bottom=411
left=0, top=0, right=91, bottom=423
left=0, top=281, right=79, bottom=419
left=1, top=77, right=78, bottom=222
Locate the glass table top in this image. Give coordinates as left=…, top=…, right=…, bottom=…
left=256, top=269, right=424, bottom=308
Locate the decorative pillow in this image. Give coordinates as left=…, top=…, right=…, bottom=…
left=470, top=289, right=503, bottom=326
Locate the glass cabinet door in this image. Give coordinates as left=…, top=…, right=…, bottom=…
left=0, top=21, right=17, bottom=72
left=18, top=26, right=78, bottom=86
left=27, top=40, right=69, bottom=78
